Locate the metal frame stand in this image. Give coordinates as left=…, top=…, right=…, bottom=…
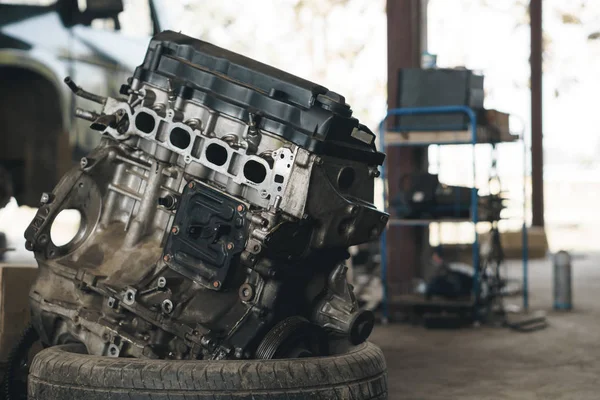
left=378, top=106, right=528, bottom=322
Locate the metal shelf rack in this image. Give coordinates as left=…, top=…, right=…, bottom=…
left=378, top=105, right=528, bottom=322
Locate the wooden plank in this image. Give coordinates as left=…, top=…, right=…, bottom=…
left=384, top=125, right=518, bottom=146
left=0, top=265, right=38, bottom=362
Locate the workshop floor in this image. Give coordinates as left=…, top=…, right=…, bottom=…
left=371, top=253, right=600, bottom=400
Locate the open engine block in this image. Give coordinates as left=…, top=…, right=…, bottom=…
left=25, top=31, right=388, bottom=360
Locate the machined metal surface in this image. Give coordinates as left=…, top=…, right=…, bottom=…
left=25, top=31, right=387, bottom=360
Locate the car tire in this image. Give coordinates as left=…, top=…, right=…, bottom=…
left=28, top=342, right=387, bottom=400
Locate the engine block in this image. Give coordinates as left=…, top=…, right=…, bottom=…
left=25, top=31, right=387, bottom=360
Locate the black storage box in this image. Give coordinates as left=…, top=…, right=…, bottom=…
left=392, top=173, right=473, bottom=219
left=396, top=68, right=484, bottom=131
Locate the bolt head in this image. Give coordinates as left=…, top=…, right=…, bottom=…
left=188, top=182, right=196, bottom=189
left=40, top=193, right=50, bottom=204
left=226, top=242, right=234, bottom=250
left=162, top=299, right=174, bottom=314
left=213, top=281, right=221, bottom=289
left=171, top=226, right=179, bottom=235
left=163, top=254, right=172, bottom=263
left=237, top=204, right=245, bottom=212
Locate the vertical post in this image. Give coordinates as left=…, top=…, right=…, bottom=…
left=530, top=0, right=544, bottom=227
left=384, top=0, right=425, bottom=312
left=523, top=138, right=529, bottom=310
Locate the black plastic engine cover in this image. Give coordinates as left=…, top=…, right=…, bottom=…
left=163, top=181, right=249, bottom=290
left=133, top=31, right=384, bottom=165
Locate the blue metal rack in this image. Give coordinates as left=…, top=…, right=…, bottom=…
left=378, top=105, right=528, bottom=322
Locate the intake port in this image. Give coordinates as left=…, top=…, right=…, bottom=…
left=170, top=127, right=191, bottom=149
left=135, top=111, right=156, bottom=134
left=243, top=160, right=267, bottom=184
left=205, top=143, right=228, bottom=166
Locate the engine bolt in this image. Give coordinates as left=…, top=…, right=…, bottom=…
left=235, top=348, right=244, bottom=359
left=171, top=226, right=180, bottom=235
left=108, top=344, right=120, bottom=357
left=40, top=192, right=52, bottom=204
left=239, top=283, right=254, bottom=301
left=201, top=336, right=212, bottom=347
left=38, top=235, right=48, bottom=245
left=237, top=204, right=245, bottom=212
left=161, top=299, right=174, bottom=314
left=163, top=254, right=172, bottom=263
left=188, top=182, right=196, bottom=189
left=107, top=297, right=117, bottom=308
left=157, top=277, right=167, bottom=288
left=227, top=242, right=234, bottom=250
left=213, top=281, right=221, bottom=289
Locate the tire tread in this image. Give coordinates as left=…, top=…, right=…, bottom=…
left=28, top=343, right=387, bottom=400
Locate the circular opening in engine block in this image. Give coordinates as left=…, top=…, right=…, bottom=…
left=50, top=209, right=82, bottom=247
left=337, top=167, right=355, bottom=190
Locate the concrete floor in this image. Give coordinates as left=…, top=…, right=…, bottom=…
left=370, top=253, right=600, bottom=400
